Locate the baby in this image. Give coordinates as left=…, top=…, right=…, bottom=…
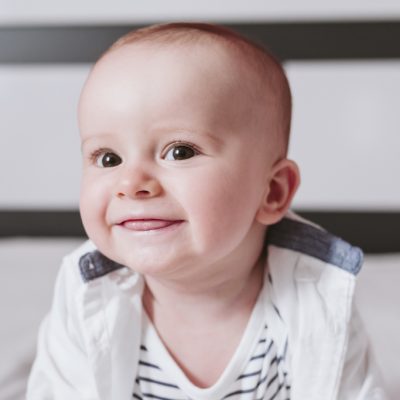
left=27, top=23, right=386, bottom=399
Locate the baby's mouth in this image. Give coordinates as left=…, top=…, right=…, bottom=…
left=119, top=219, right=183, bottom=231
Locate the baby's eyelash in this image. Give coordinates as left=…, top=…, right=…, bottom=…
left=163, top=140, right=201, bottom=153
left=161, top=140, right=202, bottom=161
left=88, top=148, right=111, bottom=163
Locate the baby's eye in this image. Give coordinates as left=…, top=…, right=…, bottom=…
left=164, top=144, right=198, bottom=161
left=93, top=151, right=122, bottom=168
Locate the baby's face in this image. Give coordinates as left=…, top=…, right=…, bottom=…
left=79, top=42, right=276, bottom=278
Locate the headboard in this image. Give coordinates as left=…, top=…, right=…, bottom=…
left=1, top=21, right=399, bottom=253
left=1, top=209, right=399, bottom=253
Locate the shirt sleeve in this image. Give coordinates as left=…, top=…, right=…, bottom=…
left=26, top=256, right=98, bottom=400
left=337, top=306, right=388, bottom=400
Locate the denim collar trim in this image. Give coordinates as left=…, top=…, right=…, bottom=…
left=267, top=217, right=363, bottom=275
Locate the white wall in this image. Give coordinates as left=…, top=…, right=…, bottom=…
left=1, top=60, right=399, bottom=210
left=0, top=64, right=88, bottom=209
left=287, top=60, right=400, bottom=210
left=1, top=0, right=400, bottom=210
left=2, top=0, right=400, bottom=25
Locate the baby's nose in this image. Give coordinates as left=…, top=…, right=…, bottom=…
left=115, top=167, right=163, bottom=199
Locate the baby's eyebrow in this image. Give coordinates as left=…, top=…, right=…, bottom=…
left=79, top=128, right=224, bottom=153
left=201, top=131, right=224, bottom=146
left=80, top=137, right=94, bottom=152
left=153, top=126, right=224, bottom=147
left=185, top=130, right=223, bottom=147
left=80, top=133, right=114, bottom=149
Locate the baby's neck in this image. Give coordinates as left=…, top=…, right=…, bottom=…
left=142, top=253, right=265, bottom=332
left=141, top=255, right=266, bottom=388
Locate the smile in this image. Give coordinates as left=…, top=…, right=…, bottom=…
left=118, top=219, right=184, bottom=232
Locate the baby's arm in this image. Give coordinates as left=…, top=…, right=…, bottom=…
left=26, top=256, right=98, bottom=399
left=337, top=307, right=388, bottom=400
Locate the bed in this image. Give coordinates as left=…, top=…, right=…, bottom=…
left=1, top=20, right=399, bottom=399
left=0, top=212, right=399, bottom=399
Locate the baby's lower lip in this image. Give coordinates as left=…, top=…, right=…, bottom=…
left=119, top=219, right=182, bottom=231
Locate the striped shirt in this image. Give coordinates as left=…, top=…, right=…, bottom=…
left=133, top=275, right=290, bottom=400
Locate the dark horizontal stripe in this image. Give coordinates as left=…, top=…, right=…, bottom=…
left=267, top=372, right=279, bottom=388
left=272, top=303, right=283, bottom=320
left=269, top=382, right=285, bottom=400
left=137, top=376, right=179, bottom=389
left=282, top=339, right=288, bottom=360
left=0, top=210, right=86, bottom=237
left=250, top=340, right=274, bottom=361
left=298, top=210, right=400, bottom=253
left=132, top=394, right=143, bottom=400
left=140, top=393, right=181, bottom=400
left=223, top=367, right=277, bottom=399
left=255, top=381, right=287, bottom=400
left=139, top=360, right=161, bottom=370
left=237, top=369, right=262, bottom=380
left=269, top=355, right=282, bottom=367
left=222, top=382, right=261, bottom=398
left=140, top=345, right=148, bottom=351
left=1, top=21, right=400, bottom=63
left=1, top=210, right=399, bottom=253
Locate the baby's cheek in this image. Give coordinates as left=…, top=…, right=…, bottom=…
left=191, top=182, right=248, bottom=239
left=80, top=181, right=106, bottom=233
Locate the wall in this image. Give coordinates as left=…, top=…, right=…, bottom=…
left=1, top=3, right=399, bottom=211
left=287, top=60, right=400, bottom=210
left=2, top=0, right=400, bottom=24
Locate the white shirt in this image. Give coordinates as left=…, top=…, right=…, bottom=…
left=133, top=275, right=291, bottom=400
left=26, top=212, right=388, bottom=400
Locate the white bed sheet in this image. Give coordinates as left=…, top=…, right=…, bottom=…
left=0, top=238, right=399, bottom=399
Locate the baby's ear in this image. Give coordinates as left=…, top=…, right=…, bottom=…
left=256, top=159, right=300, bottom=225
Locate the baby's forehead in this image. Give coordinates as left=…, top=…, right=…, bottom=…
left=89, top=39, right=262, bottom=108
left=100, top=38, right=252, bottom=77
left=83, top=40, right=265, bottom=128
left=96, top=38, right=270, bottom=107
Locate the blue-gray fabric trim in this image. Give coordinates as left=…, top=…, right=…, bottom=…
left=78, top=217, right=364, bottom=282
left=267, top=218, right=364, bottom=275
left=79, top=250, right=125, bottom=283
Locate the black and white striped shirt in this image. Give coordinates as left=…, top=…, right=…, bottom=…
left=133, top=276, right=290, bottom=400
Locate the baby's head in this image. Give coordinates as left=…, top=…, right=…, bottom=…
left=78, top=23, right=300, bottom=278
left=102, top=23, right=292, bottom=155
